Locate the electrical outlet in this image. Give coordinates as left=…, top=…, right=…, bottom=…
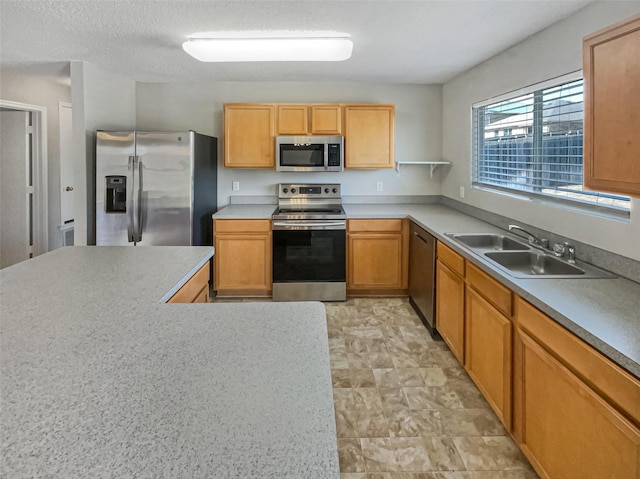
left=459, top=186, right=465, bottom=198
left=376, top=181, right=383, bottom=192
left=232, top=181, right=240, bottom=191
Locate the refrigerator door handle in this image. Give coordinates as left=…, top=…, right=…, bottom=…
left=127, top=156, right=136, bottom=242
left=132, top=156, right=143, bottom=243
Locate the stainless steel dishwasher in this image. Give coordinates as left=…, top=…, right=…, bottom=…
left=408, top=222, right=439, bottom=338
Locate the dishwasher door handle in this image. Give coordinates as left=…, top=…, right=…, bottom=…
left=413, top=231, right=431, bottom=245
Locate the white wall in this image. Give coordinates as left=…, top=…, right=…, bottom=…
left=135, top=82, right=443, bottom=206
left=0, top=69, right=71, bottom=251
left=71, top=61, right=136, bottom=245
left=442, top=2, right=640, bottom=261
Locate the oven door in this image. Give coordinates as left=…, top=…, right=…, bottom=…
left=272, top=221, right=346, bottom=284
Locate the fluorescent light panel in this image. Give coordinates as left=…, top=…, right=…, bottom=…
left=182, top=32, right=353, bottom=62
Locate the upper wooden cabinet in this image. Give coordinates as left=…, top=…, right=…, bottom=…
left=276, top=104, right=342, bottom=135
left=224, top=104, right=275, bottom=168
left=225, top=102, right=393, bottom=168
left=276, top=104, right=308, bottom=135
left=583, top=15, right=640, bottom=197
left=344, top=105, right=395, bottom=169
left=310, top=105, right=342, bottom=134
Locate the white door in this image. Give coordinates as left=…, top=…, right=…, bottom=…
left=0, top=110, right=31, bottom=268
left=59, top=102, right=73, bottom=224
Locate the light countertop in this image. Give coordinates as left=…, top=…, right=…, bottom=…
left=214, top=203, right=640, bottom=379
left=0, top=246, right=339, bottom=478
left=213, top=204, right=277, bottom=219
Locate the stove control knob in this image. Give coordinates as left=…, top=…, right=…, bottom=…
left=324, top=188, right=330, bottom=194
left=332, top=188, right=338, bottom=194
left=291, top=188, right=297, bottom=194
left=283, top=188, right=289, bottom=194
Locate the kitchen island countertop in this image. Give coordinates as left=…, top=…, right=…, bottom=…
left=213, top=202, right=640, bottom=379
left=0, top=246, right=339, bottom=478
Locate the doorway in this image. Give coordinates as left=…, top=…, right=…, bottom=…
left=58, top=101, right=74, bottom=245
left=0, top=100, right=48, bottom=268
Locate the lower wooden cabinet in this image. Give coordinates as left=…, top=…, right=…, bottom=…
left=347, top=219, right=408, bottom=295
left=517, top=328, right=640, bottom=479
left=167, top=261, right=210, bottom=303
left=435, top=259, right=465, bottom=363
left=435, top=244, right=513, bottom=429
left=213, top=219, right=272, bottom=296
left=465, top=286, right=512, bottom=429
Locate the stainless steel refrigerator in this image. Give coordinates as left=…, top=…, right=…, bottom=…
left=96, top=131, right=217, bottom=246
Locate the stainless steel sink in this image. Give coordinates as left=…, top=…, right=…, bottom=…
left=483, top=251, right=615, bottom=279
left=444, top=232, right=616, bottom=279
left=450, top=233, right=530, bottom=251
left=485, top=251, right=583, bottom=276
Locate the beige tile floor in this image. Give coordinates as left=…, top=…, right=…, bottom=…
left=325, top=297, right=539, bottom=479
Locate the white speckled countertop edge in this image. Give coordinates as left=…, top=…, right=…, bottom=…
left=213, top=203, right=640, bottom=379
left=158, top=248, right=214, bottom=302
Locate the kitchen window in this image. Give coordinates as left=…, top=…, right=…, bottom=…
left=472, top=73, right=631, bottom=219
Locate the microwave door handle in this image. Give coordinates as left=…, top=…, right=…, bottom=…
left=324, top=143, right=329, bottom=168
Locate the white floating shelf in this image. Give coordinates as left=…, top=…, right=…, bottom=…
left=395, top=161, right=451, bottom=177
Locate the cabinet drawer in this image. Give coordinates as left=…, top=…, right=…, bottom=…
left=437, top=242, right=465, bottom=278
left=214, top=219, right=271, bottom=234
left=168, top=262, right=210, bottom=303
left=466, top=262, right=512, bottom=317
left=517, top=297, right=640, bottom=426
left=348, top=219, right=403, bottom=233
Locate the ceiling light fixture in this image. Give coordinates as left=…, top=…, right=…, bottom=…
left=182, top=31, right=353, bottom=62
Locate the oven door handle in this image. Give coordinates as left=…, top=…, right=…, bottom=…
left=272, top=221, right=347, bottom=230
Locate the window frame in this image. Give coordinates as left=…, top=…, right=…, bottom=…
left=471, top=71, right=630, bottom=221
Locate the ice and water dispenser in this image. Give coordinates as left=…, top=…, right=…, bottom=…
left=105, top=176, right=126, bottom=213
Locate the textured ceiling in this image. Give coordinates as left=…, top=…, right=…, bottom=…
left=0, top=0, right=594, bottom=84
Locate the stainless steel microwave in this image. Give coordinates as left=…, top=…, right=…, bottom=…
left=276, top=135, right=344, bottom=172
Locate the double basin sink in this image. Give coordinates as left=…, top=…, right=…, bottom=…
left=446, top=233, right=615, bottom=279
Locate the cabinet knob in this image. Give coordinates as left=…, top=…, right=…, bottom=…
left=65, top=186, right=74, bottom=192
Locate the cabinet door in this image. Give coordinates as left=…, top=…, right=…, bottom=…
left=348, top=233, right=404, bottom=290
left=224, top=104, right=275, bottom=168
left=344, top=105, right=395, bottom=169
left=518, top=330, right=640, bottom=479
left=214, top=233, right=272, bottom=294
left=465, top=286, right=512, bottom=429
left=436, top=261, right=465, bottom=363
left=583, top=15, right=640, bottom=196
left=168, top=261, right=210, bottom=303
left=276, top=104, right=308, bottom=135
left=214, top=219, right=272, bottom=295
left=310, top=105, right=342, bottom=134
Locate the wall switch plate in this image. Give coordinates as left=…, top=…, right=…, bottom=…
left=376, top=181, right=383, bottom=192
left=459, top=186, right=465, bottom=198
left=232, top=181, right=240, bottom=191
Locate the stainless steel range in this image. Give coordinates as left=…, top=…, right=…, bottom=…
left=272, top=183, right=346, bottom=302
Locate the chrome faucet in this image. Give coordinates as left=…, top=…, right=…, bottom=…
left=552, top=241, right=577, bottom=263
left=508, top=224, right=549, bottom=249
left=564, top=242, right=576, bottom=263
